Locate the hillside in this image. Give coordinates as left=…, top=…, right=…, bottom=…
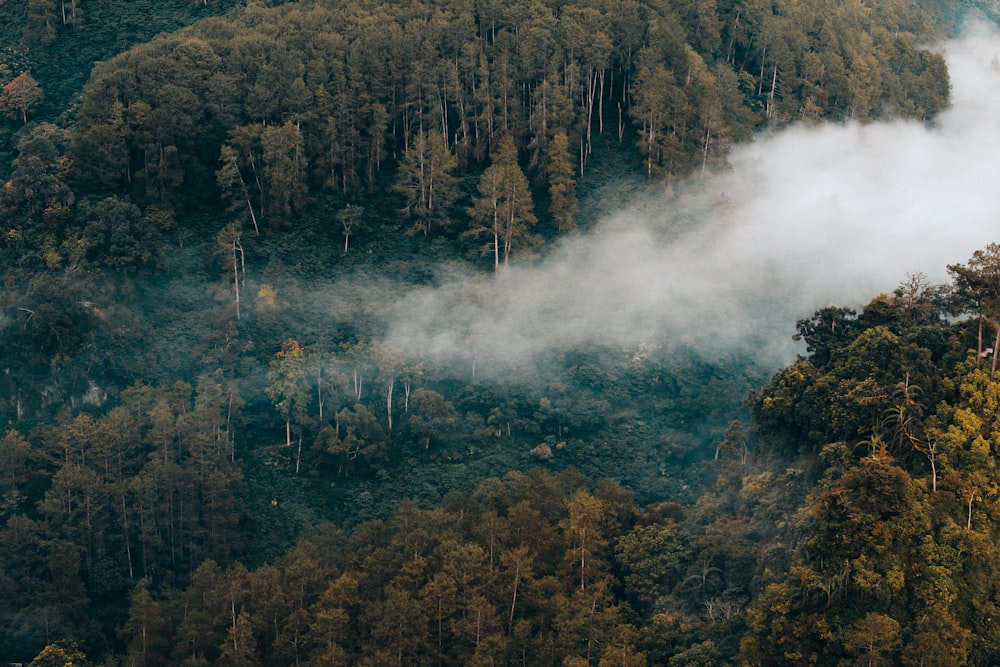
left=0, top=0, right=991, bottom=664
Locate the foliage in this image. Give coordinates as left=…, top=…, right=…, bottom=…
left=0, top=0, right=983, bottom=664
left=0, top=72, right=44, bottom=123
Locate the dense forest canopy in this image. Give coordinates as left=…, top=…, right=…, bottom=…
left=1, top=0, right=997, bottom=664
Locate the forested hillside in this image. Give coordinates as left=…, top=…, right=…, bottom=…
left=0, top=0, right=987, bottom=663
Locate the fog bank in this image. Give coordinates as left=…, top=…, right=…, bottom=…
left=387, top=19, right=1000, bottom=373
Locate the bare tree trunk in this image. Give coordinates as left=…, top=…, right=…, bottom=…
left=317, top=365, right=324, bottom=421
left=701, top=126, right=711, bottom=177
left=244, top=193, right=260, bottom=236
left=930, top=453, right=937, bottom=492
left=767, top=65, right=778, bottom=120
left=231, top=597, right=239, bottom=655
left=386, top=378, right=394, bottom=432
left=991, top=323, right=1000, bottom=380
left=978, top=316, right=984, bottom=365
left=232, top=240, right=242, bottom=320
left=509, top=563, right=520, bottom=632
left=598, top=69, right=605, bottom=134
left=122, top=496, right=134, bottom=578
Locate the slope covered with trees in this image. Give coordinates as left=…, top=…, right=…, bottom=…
left=0, top=0, right=983, bottom=663
left=9, top=261, right=1000, bottom=665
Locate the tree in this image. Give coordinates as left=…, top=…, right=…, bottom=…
left=629, top=63, right=688, bottom=180
left=218, top=609, right=260, bottom=666
left=0, top=430, right=31, bottom=496
left=665, top=640, right=716, bottom=667
left=561, top=489, right=610, bottom=591
left=76, top=195, right=158, bottom=268
left=372, top=343, right=404, bottom=432
left=613, top=522, right=684, bottom=606
left=1, top=122, right=74, bottom=242
left=329, top=404, right=388, bottom=470
left=217, top=145, right=260, bottom=236
left=266, top=339, right=310, bottom=451
left=793, top=306, right=860, bottom=366
left=307, top=574, right=359, bottom=664
left=216, top=222, right=246, bottom=320
left=840, top=612, right=901, bottom=666
left=949, top=243, right=1000, bottom=376
left=546, top=130, right=577, bottom=232
left=221, top=126, right=267, bottom=229
left=398, top=363, right=423, bottom=414
left=27, top=641, right=93, bottom=667
left=406, top=389, right=458, bottom=450
left=466, top=136, right=538, bottom=270
left=260, top=121, right=307, bottom=223
left=900, top=614, right=970, bottom=666
left=122, top=578, right=171, bottom=667
left=23, top=0, right=58, bottom=47
left=394, top=130, right=460, bottom=236
left=337, top=204, right=362, bottom=253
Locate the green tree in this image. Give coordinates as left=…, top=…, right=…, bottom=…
left=266, top=339, right=310, bottom=450
left=630, top=63, right=688, bottom=180
left=793, top=306, right=860, bottom=366
left=23, top=0, right=59, bottom=47
left=260, top=121, right=308, bottom=223
left=306, top=574, right=359, bottom=665
left=2, top=122, right=74, bottom=243
left=466, top=135, right=538, bottom=271
left=406, top=389, right=459, bottom=450
left=74, top=195, right=158, bottom=269
left=545, top=130, right=577, bottom=232
left=841, top=612, right=901, bottom=666
left=217, top=144, right=260, bottom=236
left=0, top=429, right=31, bottom=499
left=394, top=130, right=461, bottom=237
left=337, top=204, right=363, bottom=253
left=949, top=243, right=1000, bottom=375
left=218, top=609, right=260, bottom=667
left=613, top=522, right=684, bottom=607
left=216, top=221, right=246, bottom=320
left=329, top=404, right=388, bottom=471
left=561, top=489, right=610, bottom=591
left=121, top=578, right=171, bottom=667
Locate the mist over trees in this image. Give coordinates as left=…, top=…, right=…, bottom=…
left=0, top=0, right=990, bottom=664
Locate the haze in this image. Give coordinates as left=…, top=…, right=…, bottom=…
left=384, top=18, right=1000, bottom=374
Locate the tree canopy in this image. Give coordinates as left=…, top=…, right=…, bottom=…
left=0, top=0, right=987, bottom=664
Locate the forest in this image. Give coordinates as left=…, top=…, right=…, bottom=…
left=0, top=0, right=996, bottom=664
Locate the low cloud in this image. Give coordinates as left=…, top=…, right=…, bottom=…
left=386, top=18, right=1000, bottom=374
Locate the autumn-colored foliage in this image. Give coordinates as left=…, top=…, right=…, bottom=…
left=0, top=72, right=43, bottom=123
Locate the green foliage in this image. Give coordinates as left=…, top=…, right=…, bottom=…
left=614, top=521, right=684, bottom=606
left=466, top=135, right=539, bottom=269
left=0, top=0, right=981, bottom=664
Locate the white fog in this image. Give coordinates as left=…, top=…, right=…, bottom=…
left=384, top=17, right=1000, bottom=372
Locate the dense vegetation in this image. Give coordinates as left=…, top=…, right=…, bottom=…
left=0, top=0, right=989, bottom=663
